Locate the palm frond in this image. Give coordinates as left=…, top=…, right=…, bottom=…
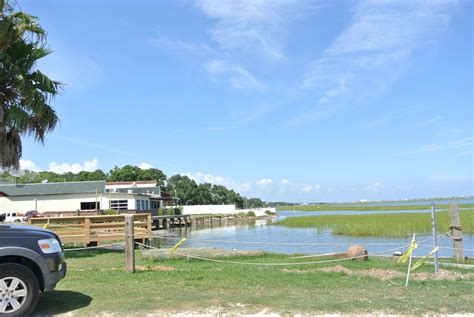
left=0, top=6, right=61, bottom=169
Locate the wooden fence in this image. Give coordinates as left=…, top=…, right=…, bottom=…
left=28, top=214, right=152, bottom=245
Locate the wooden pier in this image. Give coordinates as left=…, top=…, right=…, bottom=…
left=152, top=215, right=192, bottom=230
left=152, top=214, right=261, bottom=230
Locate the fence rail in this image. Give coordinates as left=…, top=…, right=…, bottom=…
left=28, top=214, right=152, bottom=244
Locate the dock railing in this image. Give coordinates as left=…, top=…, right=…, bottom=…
left=28, top=214, right=152, bottom=245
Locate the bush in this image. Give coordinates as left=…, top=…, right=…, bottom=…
left=158, top=208, right=171, bottom=216
left=102, top=209, right=118, bottom=215
left=238, top=211, right=255, bottom=217
left=173, top=207, right=183, bottom=215
left=265, top=210, right=276, bottom=216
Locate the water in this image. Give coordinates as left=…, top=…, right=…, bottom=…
left=344, top=198, right=474, bottom=207
left=153, top=211, right=474, bottom=258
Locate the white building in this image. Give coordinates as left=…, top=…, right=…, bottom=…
left=0, top=180, right=168, bottom=214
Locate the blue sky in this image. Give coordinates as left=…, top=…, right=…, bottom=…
left=16, top=0, right=474, bottom=202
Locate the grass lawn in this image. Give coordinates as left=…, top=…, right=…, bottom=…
left=277, top=210, right=474, bottom=237
left=276, top=203, right=474, bottom=212
left=32, top=250, right=474, bottom=315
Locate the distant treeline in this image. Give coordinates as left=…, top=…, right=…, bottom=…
left=0, top=165, right=266, bottom=209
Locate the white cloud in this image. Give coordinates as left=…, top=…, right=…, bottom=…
left=49, top=158, right=99, bottom=174
left=20, top=159, right=39, bottom=172
left=195, top=0, right=313, bottom=60
left=179, top=172, right=326, bottom=199
left=299, top=183, right=321, bottom=193
left=295, top=0, right=456, bottom=124
left=193, top=0, right=319, bottom=91
left=364, top=182, right=384, bottom=192
left=149, top=36, right=215, bottom=56
left=403, top=136, right=474, bottom=155
left=139, top=163, right=154, bottom=170
left=256, top=178, right=273, bottom=187
left=206, top=60, right=265, bottom=91
left=183, top=172, right=253, bottom=193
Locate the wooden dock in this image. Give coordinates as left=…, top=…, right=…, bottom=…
left=152, top=214, right=255, bottom=230
left=28, top=214, right=152, bottom=245
left=152, top=215, right=192, bottom=230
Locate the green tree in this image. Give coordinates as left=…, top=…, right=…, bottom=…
left=195, top=183, right=213, bottom=205
left=166, top=174, right=199, bottom=205
left=0, top=1, right=62, bottom=169
left=108, top=165, right=141, bottom=182
left=247, top=198, right=265, bottom=208
left=87, top=169, right=107, bottom=181
left=138, top=168, right=167, bottom=186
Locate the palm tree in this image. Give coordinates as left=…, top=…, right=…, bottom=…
left=0, top=0, right=62, bottom=171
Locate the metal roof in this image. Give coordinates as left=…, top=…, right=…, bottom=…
left=0, top=181, right=106, bottom=197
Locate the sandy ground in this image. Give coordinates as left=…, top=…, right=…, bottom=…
left=282, top=265, right=474, bottom=281
left=54, top=310, right=474, bottom=317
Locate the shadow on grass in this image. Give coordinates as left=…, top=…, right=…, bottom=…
left=64, top=248, right=124, bottom=259
left=32, top=290, right=92, bottom=316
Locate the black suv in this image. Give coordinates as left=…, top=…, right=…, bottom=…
left=0, top=224, right=67, bottom=316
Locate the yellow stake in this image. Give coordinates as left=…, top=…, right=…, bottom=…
left=167, top=238, right=187, bottom=255
left=398, top=236, right=418, bottom=264
left=411, top=246, right=440, bottom=272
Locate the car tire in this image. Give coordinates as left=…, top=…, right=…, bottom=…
left=0, top=263, right=40, bottom=317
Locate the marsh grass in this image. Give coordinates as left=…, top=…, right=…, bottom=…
left=277, top=210, right=474, bottom=237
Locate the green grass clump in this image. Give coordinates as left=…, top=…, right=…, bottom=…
left=277, top=203, right=474, bottom=212
left=277, top=210, right=474, bottom=237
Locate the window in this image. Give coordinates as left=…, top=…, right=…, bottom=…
left=111, top=200, right=128, bottom=211
left=145, top=200, right=149, bottom=210
left=81, top=202, right=100, bottom=210
left=150, top=199, right=160, bottom=209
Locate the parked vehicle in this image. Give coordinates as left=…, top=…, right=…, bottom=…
left=0, top=224, right=67, bottom=316
left=0, top=212, right=26, bottom=223
left=24, top=210, right=42, bottom=219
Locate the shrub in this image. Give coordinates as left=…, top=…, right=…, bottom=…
left=158, top=208, right=170, bottom=216
left=102, top=209, right=118, bottom=215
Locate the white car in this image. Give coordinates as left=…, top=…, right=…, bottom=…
left=1, top=212, right=26, bottom=223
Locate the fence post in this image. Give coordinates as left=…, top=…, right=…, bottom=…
left=125, top=215, right=135, bottom=273
left=430, top=204, right=439, bottom=273
left=448, top=203, right=464, bottom=263
left=147, top=214, right=152, bottom=239
left=84, top=218, right=91, bottom=245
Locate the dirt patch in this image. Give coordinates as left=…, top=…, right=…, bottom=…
left=72, top=309, right=474, bottom=317
left=73, top=266, right=176, bottom=272
left=284, top=265, right=474, bottom=281
left=135, top=265, right=176, bottom=271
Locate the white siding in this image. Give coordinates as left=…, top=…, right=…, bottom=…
left=0, top=193, right=99, bottom=213
left=0, top=193, right=151, bottom=213
left=179, top=205, right=236, bottom=215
